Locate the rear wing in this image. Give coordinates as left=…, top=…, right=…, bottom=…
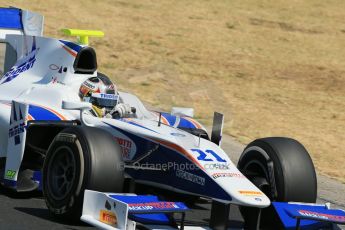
left=0, top=7, right=44, bottom=39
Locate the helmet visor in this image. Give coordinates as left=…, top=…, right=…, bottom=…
left=90, top=93, right=119, bottom=108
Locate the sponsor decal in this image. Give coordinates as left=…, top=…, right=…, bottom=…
left=128, top=202, right=179, bottom=211
left=49, top=64, right=60, bottom=70
left=239, top=190, right=263, bottom=196
left=1, top=37, right=38, bottom=84
left=56, top=133, right=76, bottom=143
left=1, top=56, right=36, bottom=84
left=255, top=197, right=262, bottom=201
left=99, top=93, right=118, bottom=100
left=8, top=102, right=27, bottom=145
left=115, top=137, right=133, bottom=159
left=176, top=169, right=205, bottom=186
left=205, top=163, right=230, bottom=170
left=170, top=132, right=186, bottom=137
left=99, top=210, right=117, bottom=226
left=51, top=77, right=58, bottom=84
left=84, top=80, right=96, bottom=89
left=91, top=93, right=119, bottom=100
left=5, top=170, right=16, bottom=179
left=49, top=63, right=67, bottom=73
left=212, top=172, right=245, bottom=179
left=298, top=210, right=345, bottom=222
left=8, top=123, right=25, bottom=145
left=50, top=77, right=66, bottom=85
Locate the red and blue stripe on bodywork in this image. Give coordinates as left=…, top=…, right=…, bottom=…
left=0, top=101, right=66, bottom=121
left=59, top=40, right=82, bottom=57
left=158, top=112, right=204, bottom=130
left=28, top=104, right=66, bottom=121
left=104, top=122, right=231, bottom=201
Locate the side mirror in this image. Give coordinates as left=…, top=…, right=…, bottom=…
left=62, top=101, right=93, bottom=126
left=211, top=112, right=224, bottom=146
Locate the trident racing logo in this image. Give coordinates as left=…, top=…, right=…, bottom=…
left=8, top=102, right=27, bottom=146
left=1, top=56, right=36, bottom=84
left=1, top=37, right=38, bottom=84
left=9, top=123, right=25, bottom=145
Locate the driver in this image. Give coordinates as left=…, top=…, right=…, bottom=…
left=79, top=75, right=133, bottom=118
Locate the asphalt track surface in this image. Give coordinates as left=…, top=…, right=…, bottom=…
left=0, top=134, right=344, bottom=229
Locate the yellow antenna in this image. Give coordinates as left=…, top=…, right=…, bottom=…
left=61, top=28, right=104, bottom=45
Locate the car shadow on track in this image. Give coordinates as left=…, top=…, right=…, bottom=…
left=14, top=207, right=91, bottom=228
left=0, top=184, right=42, bottom=199
left=0, top=185, right=90, bottom=228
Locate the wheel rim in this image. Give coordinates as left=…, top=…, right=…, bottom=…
left=47, top=146, right=77, bottom=201
left=242, top=159, right=272, bottom=199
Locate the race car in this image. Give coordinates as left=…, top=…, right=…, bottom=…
left=1, top=7, right=343, bottom=230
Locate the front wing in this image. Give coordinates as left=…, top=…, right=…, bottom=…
left=81, top=190, right=345, bottom=230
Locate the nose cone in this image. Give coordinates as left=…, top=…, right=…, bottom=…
left=232, top=188, right=271, bottom=208
left=209, top=170, right=271, bottom=208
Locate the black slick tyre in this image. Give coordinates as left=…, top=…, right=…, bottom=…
left=237, top=137, right=317, bottom=229
left=42, top=126, right=124, bottom=221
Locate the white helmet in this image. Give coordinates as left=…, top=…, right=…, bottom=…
left=79, top=74, right=119, bottom=116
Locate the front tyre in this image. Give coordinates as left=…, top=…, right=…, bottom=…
left=237, top=137, right=317, bottom=229
left=42, top=126, right=124, bottom=221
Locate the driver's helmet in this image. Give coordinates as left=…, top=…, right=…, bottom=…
left=79, top=74, right=119, bottom=117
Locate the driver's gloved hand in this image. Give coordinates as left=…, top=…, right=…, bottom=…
left=107, top=103, right=132, bottom=118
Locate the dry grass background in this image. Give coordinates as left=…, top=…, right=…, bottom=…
left=2, top=0, right=345, bottom=183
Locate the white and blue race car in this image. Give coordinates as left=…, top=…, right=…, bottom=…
left=0, top=7, right=344, bottom=230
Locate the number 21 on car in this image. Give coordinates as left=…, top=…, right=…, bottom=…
left=190, top=149, right=227, bottom=162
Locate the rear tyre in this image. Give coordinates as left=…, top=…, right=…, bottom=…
left=42, top=126, right=124, bottom=221
left=237, top=137, right=317, bottom=229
